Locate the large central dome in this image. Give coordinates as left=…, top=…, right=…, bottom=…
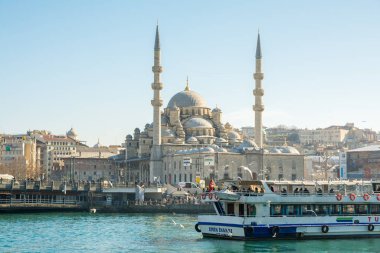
left=167, top=89, right=208, bottom=108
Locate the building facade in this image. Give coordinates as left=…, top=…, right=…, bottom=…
left=299, top=126, right=349, bottom=146
left=0, top=134, right=38, bottom=179
left=346, top=145, right=380, bottom=179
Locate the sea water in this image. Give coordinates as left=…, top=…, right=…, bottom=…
left=0, top=213, right=378, bottom=253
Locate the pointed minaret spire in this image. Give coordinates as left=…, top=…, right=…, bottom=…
left=154, top=25, right=160, bottom=50
left=255, top=32, right=262, bottom=59
left=150, top=25, right=164, bottom=183
left=253, top=31, right=264, bottom=149
left=185, top=76, right=190, bottom=91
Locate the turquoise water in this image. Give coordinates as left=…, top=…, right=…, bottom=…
left=0, top=213, right=378, bottom=253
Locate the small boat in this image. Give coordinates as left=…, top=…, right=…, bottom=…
left=89, top=208, right=96, bottom=214
left=195, top=179, right=380, bottom=240
left=214, top=189, right=240, bottom=201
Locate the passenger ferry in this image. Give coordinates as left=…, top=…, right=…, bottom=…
left=195, top=180, right=380, bottom=240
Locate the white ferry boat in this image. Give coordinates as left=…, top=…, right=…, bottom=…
left=195, top=180, right=380, bottom=240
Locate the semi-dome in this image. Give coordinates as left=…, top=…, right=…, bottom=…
left=227, top=131, right=241, bottom=140
left=167, top=89, right=207, bottom=108
left=184, top=118, right=213, bottom=129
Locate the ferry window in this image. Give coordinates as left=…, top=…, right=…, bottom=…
left=227, top=203, right=234, bottom=216
left=356, top=205, right=368, bottom=215
left=331, top=205, right=342, bottom=215
left=301, top=205, right=313, bottom=216
left=315, top=205, right=329, bottom=216
left=239, top=204, right=244, bottom=217
left=271, top=205, right=282, bottom=216
left=370, top=205, right=380, bottom=214
left=247, top=204, right=256, bottom=217
left=287, top=205, right=295, bottom=216
left=342, top=205, right=355, bottom=215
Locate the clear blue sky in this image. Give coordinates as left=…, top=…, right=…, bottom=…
left=1, top=1, right=379, bottom=146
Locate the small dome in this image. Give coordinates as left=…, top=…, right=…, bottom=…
left=282, top=146, right=300, bottom=155
left=186, top=136, right=199, bottom=144
left=212, top=107, right=222, bottom=113
left=225, top=122, right=232, bottom=129
left=239, top=139, right=259, bottom=149
left=93, top=139, right=102, bottom=148
left=167, top=90, right=208, bottom=108
left=126, top=134, right=133, bottom=140
left=184, top=118, right=213, bottom=129
left=174, top=138, right=184, bottom=144
left=227, top=131, right=241, bottom=140
left=269, top=147, right=282, bottom=154
left=200, top=147, right=215, bottom=153
left=67, top=128, right=78, bottom=139
left=215, top=137, right=228, bottom=143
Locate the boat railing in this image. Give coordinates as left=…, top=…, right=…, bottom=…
left=275, top=192, right=373, bottom=197
left=269, top=212, right=379, bottom=217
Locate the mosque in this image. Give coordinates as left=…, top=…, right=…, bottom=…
left=125, top=26, right=304, bottom=185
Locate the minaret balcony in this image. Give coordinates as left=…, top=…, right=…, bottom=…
left=253, top=88, right=264, bottom=96
left=152, top=66, right=163, bottom=73
left=253, top=105, right=264, bottom=111
left=254, top=73, right=264, bottom=80
left=151, top=99, right=163, bottom=107
left=151, top=82, right=163, bottom=90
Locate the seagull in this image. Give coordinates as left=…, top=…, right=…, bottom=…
left=227, top=232, right=233, bottom=237
left=171, top=219, right=177, bottom=226
left=179, top=224, right=184, bottom=228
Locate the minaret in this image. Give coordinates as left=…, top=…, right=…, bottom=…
left=150, top=25, right=164, bottom=183
left=253, top=32, right=264, bottom=148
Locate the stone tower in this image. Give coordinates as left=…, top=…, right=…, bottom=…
left=253, top=32, right=264, bottom=148
left=150, top=25, right=163, bottom=182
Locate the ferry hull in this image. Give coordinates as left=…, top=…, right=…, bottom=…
left=197, top=216, right=380, bottom=240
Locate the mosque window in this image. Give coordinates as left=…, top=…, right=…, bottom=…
left=174, top=174, right=177, bottom=184
left=184, top=174, right=187, bottom=182
left=292, top=161, right=296, bottom=170
left=189, top=174, right=192, bottom=182
left=179, top=174, right=182, bottom=182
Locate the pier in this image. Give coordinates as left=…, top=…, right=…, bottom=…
left=0, top=180, right=213, bottom=213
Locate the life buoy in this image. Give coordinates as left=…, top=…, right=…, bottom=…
left=195, top=223, right=201, bottom=232
left=349, top=193, right=356, bottom=201
left=208, top=193, right=213, bottom=200
left=321, top=225, right=329, bottom=233
left=368, top=224, right=375, bottom=232
left=201, top=194, right=206, bottom=200
left=377, top=194, right=380, bottom=201
left=270, top=226, right=280, bottom=237
left=336, top=193, right=343, bottom=201
left=363, top=193, right=370, bottom=201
